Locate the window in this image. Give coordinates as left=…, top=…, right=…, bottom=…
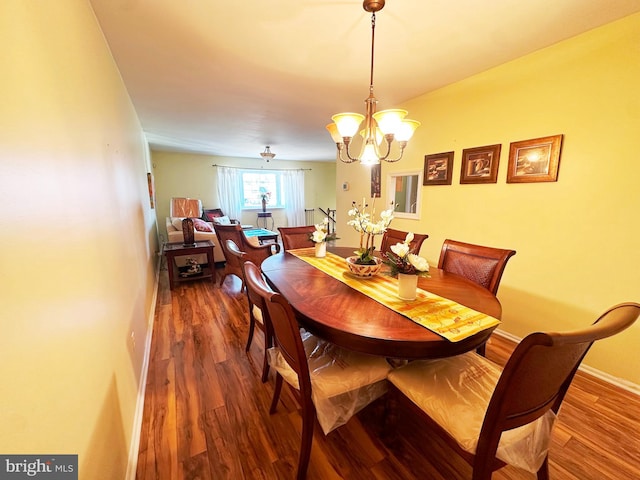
left=241, top=170, right=285, bottom=209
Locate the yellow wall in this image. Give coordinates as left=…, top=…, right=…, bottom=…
left=0, top=2, right=158, bottom=478
left=337, top=13, right=640, bottom=386
left=151, top=150, right=336, bottom=236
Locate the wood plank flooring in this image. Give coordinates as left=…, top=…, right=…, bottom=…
left=136, top=264, right=640, bottom=479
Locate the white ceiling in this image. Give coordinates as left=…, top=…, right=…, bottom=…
left=89, top=0, right=640, bottom=161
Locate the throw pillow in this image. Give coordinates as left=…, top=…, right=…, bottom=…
left=171, top=217, right=185, bottom=230
left=193, top=218, right=213, bottom=232
left=212, top=215, right=232, bottom=225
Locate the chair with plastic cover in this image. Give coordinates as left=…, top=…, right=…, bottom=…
left=379, top=228, right=429, bottom=257
left=214, top=223, right=280, bottom=289
left=278, top=225, right=316, bottom=251
left=231, top=242, right=272, bottom=382
left=386, top=302, right=640, bottom=480
left=243, top=261, right=391, bottom=479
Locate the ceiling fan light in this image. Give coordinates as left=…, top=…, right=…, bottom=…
left=372, top=109, right=407, bottom=135
left=395, top=119, right=421, bottom=142
left=331, top=112, right=365, bottom=138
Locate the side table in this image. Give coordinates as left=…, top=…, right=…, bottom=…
left=163, top=240, right=215, bottom=290
left=256, top=212, right=275, bottom=229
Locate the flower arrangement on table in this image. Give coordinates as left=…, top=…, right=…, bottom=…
left=347, top=198, right=394, bottom=265
left=310, top=217, right=339, bottom=243
left=259, top=187, right=271, bottom=202
left=384, top=232, right=430, bottom=277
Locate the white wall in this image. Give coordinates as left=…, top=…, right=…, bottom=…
left=0, top=2, right=158, bottom=478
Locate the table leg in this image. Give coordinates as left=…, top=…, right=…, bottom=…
left=207, top=246, right=216, bottom=285
left=166, top=252, right=176, bottom=290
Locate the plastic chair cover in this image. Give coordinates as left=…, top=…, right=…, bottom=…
left=268, top=331, right=390, bottom=434
left=388, top=351, right=555, bottom=473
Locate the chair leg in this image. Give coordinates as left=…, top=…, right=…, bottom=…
left=260, top=330, right=271, bottom=383
left=296, top=404, right=315, bottom=480
left=245, top=318, right=256, bottom=352
left=269, top=374, right=283, bottom=414
left=476, top=342, right=487, bottom=356
left=537, top=456, right=550, bottom=480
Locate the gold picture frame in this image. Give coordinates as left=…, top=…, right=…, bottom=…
left=507, top=134, right=563, bottom=183
left=460, top=144, right=501, bottom=184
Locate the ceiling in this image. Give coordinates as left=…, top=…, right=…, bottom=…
left=89, top=0, right=640, bottom=161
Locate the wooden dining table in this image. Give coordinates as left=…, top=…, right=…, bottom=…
left=260, top=246, right=502, bottom=359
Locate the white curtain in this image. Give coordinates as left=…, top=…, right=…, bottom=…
left=283, top=169, right=306, bottom=226
left=216, top=166, right=242, bottom=221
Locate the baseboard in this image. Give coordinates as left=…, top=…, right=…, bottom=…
left=125, top=255, right=161, bottom=480
left=494, top=329, right=640, bottom=396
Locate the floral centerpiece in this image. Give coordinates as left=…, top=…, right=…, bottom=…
left=347, top=199, right=394, bottom=265
left=383, top=232, right=430, bottom=300
left=310, top=218, right=338, bottom=257
left=384, top=232, right=431, bottom=277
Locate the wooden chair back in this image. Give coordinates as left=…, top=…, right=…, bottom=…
left=278, top=225, right=316, bottom=251
left=438, top=239, right=516, bottom=295
left=380, top=228, right=429, bottom=257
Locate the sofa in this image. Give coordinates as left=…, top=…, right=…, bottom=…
left=166, top=213, right=262, bottom=263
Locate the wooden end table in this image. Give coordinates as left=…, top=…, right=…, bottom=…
left=163, top=240, right=215, bottom=290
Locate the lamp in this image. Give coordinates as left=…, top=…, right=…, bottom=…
left=326, top=0, right=420, bottom=165
left=260, top=145, right=275, bottom=162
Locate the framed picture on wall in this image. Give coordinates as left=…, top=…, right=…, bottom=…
left=507, top=134, right=563, bottom=183
left=371, top=163, right=381, bottom=198
left=423, top=151, right=454, bottom=185
left=460, top=144, right=501, bottom=184
left=147, top=172, right=155, bottom=209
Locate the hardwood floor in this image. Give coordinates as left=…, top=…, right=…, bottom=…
left=136, top=264, right=640, bottom=479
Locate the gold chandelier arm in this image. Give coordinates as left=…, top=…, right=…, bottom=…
left=336, top=140, right=358, bottom=163
left=380, top=141, right=407, bottom=163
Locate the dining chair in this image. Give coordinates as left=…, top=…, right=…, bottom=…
left=278, top=225, right=316, bottom=251
left=243, top=260, right=391, bottom=480
left=386, top=302, right=640, bottom=480
left=379, top=228, right=429, bottom=257
left=214, top=223, right=281, bottom=288
left=438, top=239, right=516, bottom=296
left=233, top=249, right=272, bottom=382
left=438, top=239, right=516, bottom=355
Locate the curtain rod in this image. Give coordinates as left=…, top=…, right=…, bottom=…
left=212, top=164, right=311, bottom=171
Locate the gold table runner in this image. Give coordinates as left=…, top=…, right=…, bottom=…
left=289, top=248, right=500, bottom=342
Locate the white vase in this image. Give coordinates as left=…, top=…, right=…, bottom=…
left=397, top=273, right=418, bottom=300
left=315, top=242, right=326, bottom=258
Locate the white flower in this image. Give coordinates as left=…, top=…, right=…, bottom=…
left=405, top=232, right=414, bottom=244
left=408, top=253, right=430, bottom=272
left=391, top=242, right=410, bottom=258
left=311, top=230, right=327, bottom=243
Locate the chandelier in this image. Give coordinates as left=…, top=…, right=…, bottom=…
left=260, top=145, right=275, bottom=162
left=326, top=0, right=420, bottom=165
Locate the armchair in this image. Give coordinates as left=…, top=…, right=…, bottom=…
left=214, top=223, right=280, bottom=288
